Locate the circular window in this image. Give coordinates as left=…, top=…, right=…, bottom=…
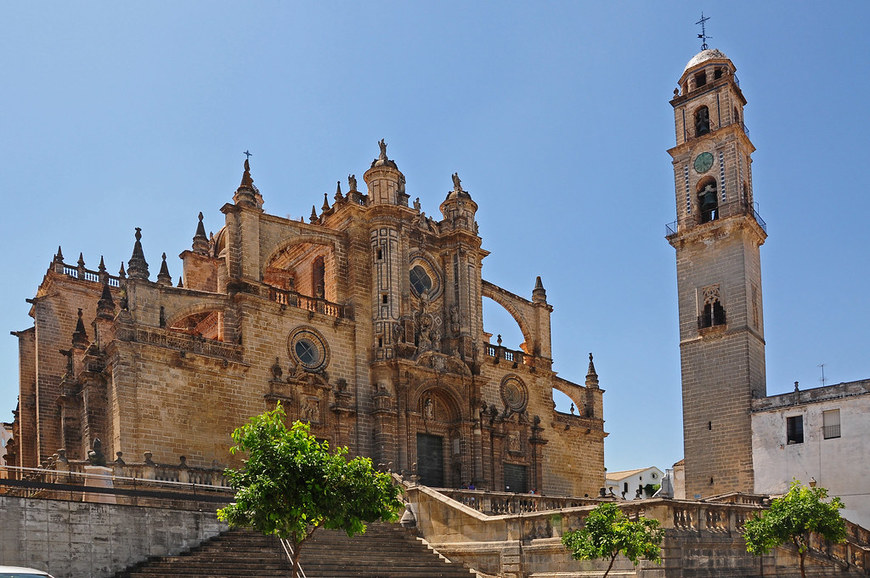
left=408, top=256, right=441, bottom=299
left=500, top=375, right=528, bottom=413
left=288, top=327, right=329, bottom=372
left=409, top=265, right=432, bottom=296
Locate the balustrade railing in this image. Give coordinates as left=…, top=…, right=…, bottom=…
left=484, top=344, right=525, bottom=366
left=268, top=287, right=347, bottom=319
left=58, top=260, right=121, bottom=286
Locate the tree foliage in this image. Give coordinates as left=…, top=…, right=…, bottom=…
left=217, top=404, right=403, bottom=577
left=562, top=502, right=663, bottom=578
left=743, top=481, right=847, bottom=578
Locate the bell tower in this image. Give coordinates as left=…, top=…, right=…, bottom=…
left=666, top=47, right=767, bottom=498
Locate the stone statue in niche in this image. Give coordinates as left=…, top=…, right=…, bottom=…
left=449, top=304, right=461, bottom=336
left=508, top=432, right=520, bottom=453
left=301, top=397, right=319, bottom=422
left=424, top=397, right=435, bottom=420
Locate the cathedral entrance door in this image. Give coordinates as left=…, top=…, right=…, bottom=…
left=416, top=433, right=444, bottom=487
left=503, top=463, right=528, bottom=493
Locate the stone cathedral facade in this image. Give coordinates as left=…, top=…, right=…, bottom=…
left=8, top=142, right=606, bottom=497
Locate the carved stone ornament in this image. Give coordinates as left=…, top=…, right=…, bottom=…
left=500, top=375, right=528, bottom=413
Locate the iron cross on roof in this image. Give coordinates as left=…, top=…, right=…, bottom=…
left=696, top=12, right=712, bottom=51
left=243, top=150, right=253, bottom=160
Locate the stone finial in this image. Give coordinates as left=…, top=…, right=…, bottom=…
left=334, top=180, right=343, bottom=202
left=192, top=212, right=209, bottom=255
left=126, top=227, right=150, bottom=280
left=72, top=308, right=89, bottom=348
left=77, top=252, right=86, bottom=269
left=177, top=277, right=184, bottom=288
left=157, top=253, right=172, bottom=286
left=233, top=158, right=264, bottom=211
left=322, top=192, right=330, bottom=212
left=96, top=282, right=116, bottom=320
left=309, top=205, right=318, bottom=223
left=585, top=353, right=599, bottom=389
left=87, top=438, right=106, bottom=466
left=532, top=276, right=547, bottom=303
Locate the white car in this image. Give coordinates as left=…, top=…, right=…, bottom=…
left=0, top=567, right=55, bottom=578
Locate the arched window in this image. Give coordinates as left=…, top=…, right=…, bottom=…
left=699, top=286, right=726, bottom=329
left=695, top=106, right=711, bottom=137
left=312, top=256, right=325, bottom=298
left=697, top=177, right=719, bottom=223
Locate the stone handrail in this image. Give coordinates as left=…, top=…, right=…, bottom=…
left=127, top=326, right=244, bottom=363
left=404, top=484, right=869, bottom=575
left=268, top=286, right=349, bottom=319
left=12, top=451, right=229, bottom=488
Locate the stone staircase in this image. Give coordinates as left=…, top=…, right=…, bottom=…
left=116, top=522, right=476, bottom=577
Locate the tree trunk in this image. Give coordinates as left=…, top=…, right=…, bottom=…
left=603, top=553, right=618, bottom=578
left=799, top=551, right=806, bottom=578
left=291, top=547, right=301, bottom=578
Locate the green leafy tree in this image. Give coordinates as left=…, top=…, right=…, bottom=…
left=743, top=481, right=847, bottom=578
left=562, top=502, right=663, bottom=577
left=217, top=404, right=403, bottom=577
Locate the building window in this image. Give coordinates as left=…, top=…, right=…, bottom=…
left=695, top=105, right=711, bottom=137
left=698, top=285, right=726, bottom=330
left=786, top=416, right=804, bottom=445
left=823, top=409, right=841, bottom=439
left=409, top=265, right=433, bottom=296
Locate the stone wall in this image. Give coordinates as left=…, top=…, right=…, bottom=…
left=0, top=495, right=225, bottom=578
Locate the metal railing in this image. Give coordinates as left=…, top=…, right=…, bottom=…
left=665, top=200, right=767, bottom=236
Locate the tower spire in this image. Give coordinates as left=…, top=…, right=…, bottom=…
left=192, top=212, right=209, bottom=255
left=126, top=227, right=150, bottom=280
left=157, top=253, right=172, bottom=286
left=233, top=155, right=264, bottom=211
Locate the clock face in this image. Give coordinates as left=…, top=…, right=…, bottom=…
left=694, top=152, right=714, bottom=173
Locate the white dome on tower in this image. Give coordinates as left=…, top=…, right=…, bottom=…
left=683, top=48, right=729, bottom=73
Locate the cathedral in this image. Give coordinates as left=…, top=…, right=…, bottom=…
left=7, top=141, right=606, bottom=497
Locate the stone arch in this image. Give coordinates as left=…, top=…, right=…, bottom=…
left=481, top=284, right=534, bottom=354
left=165, top=301, right=227, bottom=341
left=551, top=381, right=583, bottom=415
left=264, top=234, right=342, bottom=303
left=409, top=381, right=465, bottom=424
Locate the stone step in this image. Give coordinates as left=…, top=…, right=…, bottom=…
left=115, top=523, right=475, bottom=578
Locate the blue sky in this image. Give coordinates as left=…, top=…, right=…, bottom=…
left=1, top=2, right=868, bottom=474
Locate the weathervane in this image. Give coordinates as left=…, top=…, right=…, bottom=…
left=696, top=12, right=712, bottom=50
left=243, top=150, right=253, bottom=160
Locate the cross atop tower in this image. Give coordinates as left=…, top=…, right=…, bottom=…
left=243, top=150, right=253, bottom=160
left=696, top=12, right=712, bottom=50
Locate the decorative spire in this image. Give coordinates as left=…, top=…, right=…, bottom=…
left=126, top=227, right=150, bottom=280
left=532, top=276, right=547, bottom=303
left=334, top=180, right=343, bottom=202
left=585, top=353, right=599, bottom=389
left=54, top=246, right=64, bottom=263
left=96, top=283, right=116, bottom=320
left=322, top=192, right=330, bottom=212
left=98, top=256, right=106, bottom=274
left=72, top=308, right=89, bottom=348
left=157, top=253, right=172, bottom=286
left=233, top=157, right=263, bottom=211
left=192, top=212, right=209, bottom=255
left=177, top=277, right=184, bottom=288
left=309, top=205, right=318, bottom=223
left=118, top=262, right=126, bottom=280
left=77, top=252, right=86, bottom=268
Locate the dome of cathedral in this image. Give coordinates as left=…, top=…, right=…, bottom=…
left=683, top=48, right=728, bottom=73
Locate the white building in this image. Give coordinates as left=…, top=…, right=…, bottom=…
left=752, top=379, right=870, bottom=528
left=605, top=466, right=664, bottom=500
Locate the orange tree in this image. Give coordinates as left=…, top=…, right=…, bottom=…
left=217, top=403, right=403, bottom=577
left=744, top=481, right=846, bottom=578
left=562, top=502, right=663, bottom=578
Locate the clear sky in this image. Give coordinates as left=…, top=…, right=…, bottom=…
left=2, top=2, right=868, bottom=474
